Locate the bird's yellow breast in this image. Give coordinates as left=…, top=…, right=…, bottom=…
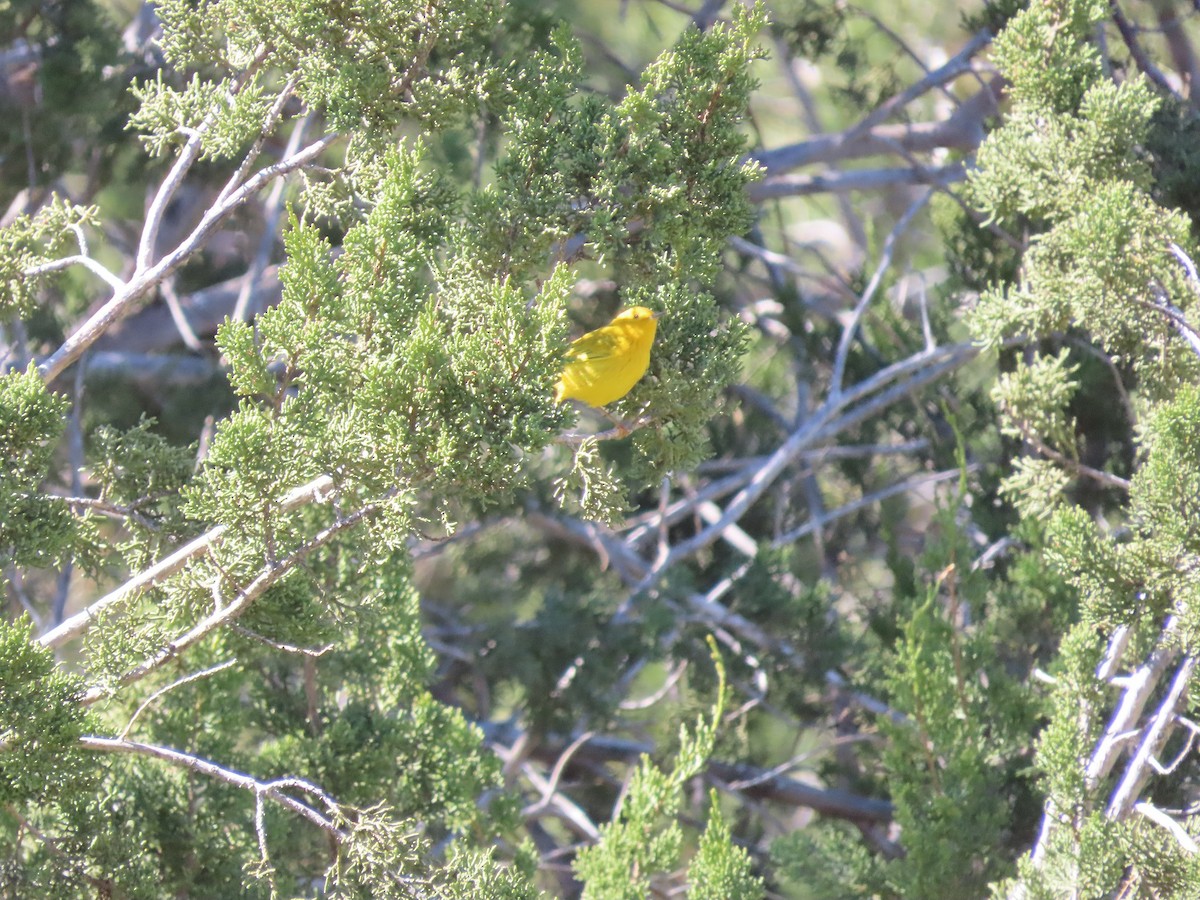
left=554, top=307, right=659, bottom=408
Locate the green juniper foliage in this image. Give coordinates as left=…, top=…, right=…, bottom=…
left=12, top=0, right=1200, bottom=893
left=0, top=366, right=75, bottom=568
left=960, top=0, right=1200, bottom=895
left=573, top=643, right=761, bottom=900
left=0, top=0, right=768, bottom=895
left=768, top=0, right=1200, bottom=865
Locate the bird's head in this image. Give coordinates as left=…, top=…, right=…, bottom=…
left=615, top=306, right=660, bottom=323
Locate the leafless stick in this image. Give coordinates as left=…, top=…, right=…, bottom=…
left=5, top=565, right=43, bottom=631
left=1097, top=624, right=1133, bottom=681
left=633, top=343, right=980, bottom=594
left=753, top=79, right=1002, bottom=175
left=37, top=524, right=223, bottom=648
left=485, top=724, right=896, bottom=825
left=1108, top=654, right=1199, bottom=819
left=840, top=26, right=994, bottom=143
left=529, top=511, right=905, bottom=725
left=750, top=161, right=964, bottom=201
left=253, top=788, right=275, bottom=892
left=555, top=414, right=655, bottom=445
left=773, top=36, right=868, bottom=250
left=523, top=731, right=597, bottom=818
left=118, top=659, right=238, bottom=739
left=1134, top=801, right=1200, bottom=854
left=79, top=735, right=348, bottom=839
left=772, top=466, right=974, bottom=546
left=1019, top=618, right=1185, bottom=881
left=623, top=465, right=757, bottom=545
left=137, top=90, right=233, bottom=270
left=230, top=624, right=335, bottom=658
left=619, top=661, right=688, bottom=710
left=50, top=493, right=160, bottom=531
left=39, top=133, right=339, bottom=383
left=93, top=266, right=281, bottom=355
left=1151, top=714, right=1200, bottom=775
left=1153, top=294, right=1200, bottom=360
left=1152, top=0, right=1200, bottom=99
left=728, top=235, right=837, bottom=282
left=1110, top=1, right=1180, bottom=97
left=52, top=360, right=86, bottom=625
left=1011, top=418, right=1132, bottom=492
left=1086, top=617, right=1180, bottom=792
left=137, top=49, right=270, bottom=270
left=23, top=254, right=125, bottom=292
left=159, top=277, right=204, bottom=351
left=213, top=74, right=299, bottom=209
left=831, top=188, right=935, bottom=396
left=697, top=499, right=758, bottom=556
left=1159, top=243, right=1200, bottom=360
left=827, top=340, right=982, bottom=421
left=684, top=577, right=787, bottom=657
left=519, top=761, right=602, bottom=840
left=232, top=111, right=311, bottom=323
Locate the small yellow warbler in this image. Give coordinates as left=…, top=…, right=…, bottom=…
left=554, top=306, right=659, bottom=408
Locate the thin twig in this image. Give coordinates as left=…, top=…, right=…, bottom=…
left=839, top=26, right=994, bottom=144
left=749, top=161, right=965, bottom=200
left=1108, top=654, right=1199, bottom=819
left=1086, top=618, right=1181, bottom=793
left=631, top=341, right=981, bottom=594
left=771, top=465, right=975, bottom=546
left=1134, top=802, right=1200, bottom=854
left=1011, top=419, right=1132, bottom=492
left=23, top=254, right=125, bottom=292
left=831, top=188, right=936, bottom=396
left=232, top=110, right=311, bottom=323
left=119, top=659, right=238, bottom=739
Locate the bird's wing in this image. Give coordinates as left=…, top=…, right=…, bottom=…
left=566, top=329, right=620, bottom=361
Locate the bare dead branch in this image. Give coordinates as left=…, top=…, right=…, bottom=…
left=1108, top=654, right=1199, bottom=819
left=752, top=78, right=1002, bottom=176
left=748, top=162, right=965, bottom=201
left=79, top=735, right=349, bottom=840
left=39, top=132, right=338, bottom=383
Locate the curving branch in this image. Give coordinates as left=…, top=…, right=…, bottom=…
left=38, top=132, right=339, bottom=383
left=79, top=735, right=348, bottom=839
left=483, top=721, right=895, bottom=827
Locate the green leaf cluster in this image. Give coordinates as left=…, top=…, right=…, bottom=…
left=154, top=0, right=505, bottom=133
left=128, top=72, right=275, bottom=160
left=0, top=367, right=75, bottom=568
left=0, top=0, right=790, bottom=895
left=0, top=617, right=91, bottom=805
left=573, top=644, right=762, bottom=900
left=0, top=199, right=97, bottom=319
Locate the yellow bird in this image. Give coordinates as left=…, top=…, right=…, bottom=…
left=554, top=306, right=660, bottom=408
